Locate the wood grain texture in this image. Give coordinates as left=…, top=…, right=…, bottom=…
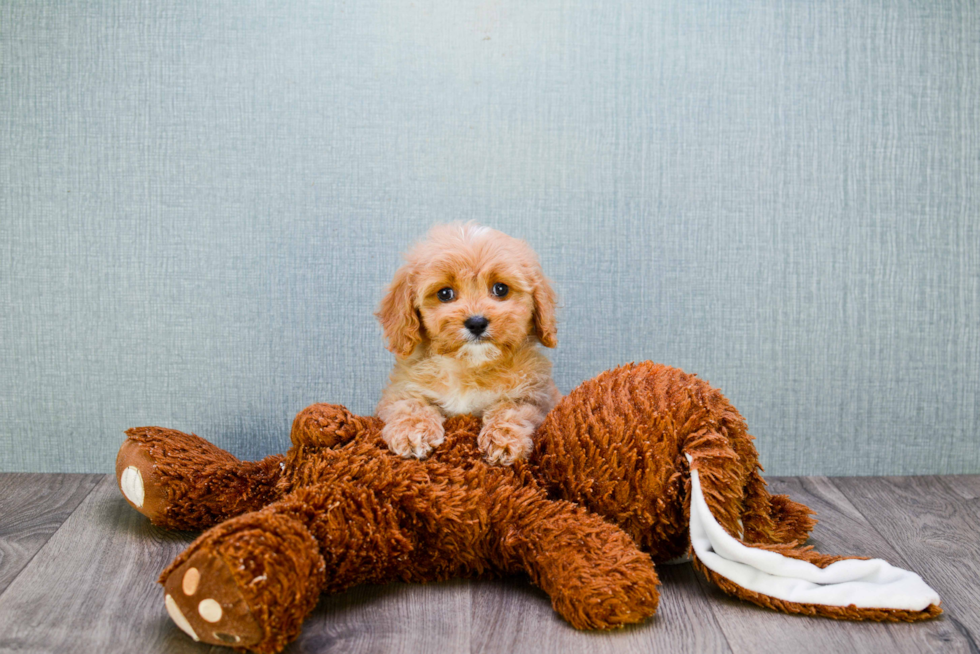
left=695, top=476, right=970, bottom=654
left=938, top=474, right=980, bottom=501
left=470, top=565, right=731, bottom=654
left=835, top=475, right=980, bottom=651
left=0, top=475, right=220, bottom=654
left=290, top=580, right=471, bottom=654
left=0, top=473, right=102, bottom=595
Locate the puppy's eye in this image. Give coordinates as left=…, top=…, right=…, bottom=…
left=491, top=283, right=509, bottom=298
left=437, top=287, right=456, bottom=302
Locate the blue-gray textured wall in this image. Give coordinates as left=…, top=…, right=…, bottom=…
left=2, top=0, right=978, bottom=474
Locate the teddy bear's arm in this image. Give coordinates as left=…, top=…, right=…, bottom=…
left=290, top=403, right=385, bottom=450
left=486, top=482, right=661, bottom=629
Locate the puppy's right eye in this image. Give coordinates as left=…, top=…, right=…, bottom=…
left=437, top=287, right=456, bottom=302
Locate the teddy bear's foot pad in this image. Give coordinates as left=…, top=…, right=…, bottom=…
left=115, top=438, right=170, bottom=522
left=162, top=549, right=264, bottom=647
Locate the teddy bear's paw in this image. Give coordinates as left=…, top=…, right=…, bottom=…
left=547, top=545, right=661, bottom=628
left=161, top=548, right=264, bottom=648
left=556, top=574, right=661, bottom=629
left=381, top=414, right=445, bottom=459
left=479, top=420, right=534, bottom=466
left=115, top=437, right=171, bottom=523
left=291, top=403, right=364, bottom=448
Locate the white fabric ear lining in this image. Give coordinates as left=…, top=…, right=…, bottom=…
left=686, top=454, right=940, bottom=611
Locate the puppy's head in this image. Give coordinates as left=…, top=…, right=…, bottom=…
left=376, top=222, right=557, bottom=362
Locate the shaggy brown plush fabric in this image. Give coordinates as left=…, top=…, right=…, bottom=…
left=532, top=363, right=817, bottom=558
left=116, top=362, right=939, bottom=653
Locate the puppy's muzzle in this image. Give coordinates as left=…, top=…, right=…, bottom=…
left=464, top=315, right=489, bottom=337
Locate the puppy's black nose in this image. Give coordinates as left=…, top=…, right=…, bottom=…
left=464, top=315, right=489, bottom=336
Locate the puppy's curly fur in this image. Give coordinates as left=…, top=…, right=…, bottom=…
left=375, top=222, right=560, bottom=464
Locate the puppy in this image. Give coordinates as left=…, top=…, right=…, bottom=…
left=375, top=222, right=561, bottom=465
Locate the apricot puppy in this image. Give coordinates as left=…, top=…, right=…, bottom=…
left=375, top=222, right=560, bottom=464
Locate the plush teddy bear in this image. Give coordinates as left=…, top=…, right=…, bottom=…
left=116, top=362, right=941, bottom=653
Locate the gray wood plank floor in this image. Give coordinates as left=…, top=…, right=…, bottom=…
left=0, top=473, right=101, bottom=595
left=0, top=473, right=976, bottom=654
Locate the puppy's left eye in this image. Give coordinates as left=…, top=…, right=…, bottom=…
left=491, top=283, right=509, bottom=298
left=437, top=287, right=456, bottom=302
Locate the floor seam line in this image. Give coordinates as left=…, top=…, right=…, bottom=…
left=0, top=473, right=105, bottom=603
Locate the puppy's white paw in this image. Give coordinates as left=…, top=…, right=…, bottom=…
left=479, top=419, right=534, bottom=466
left=382, top=415, right=445, bottom=459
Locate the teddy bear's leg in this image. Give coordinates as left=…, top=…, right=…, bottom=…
left=116, top=426, right=285, bottom=530
left=490, top=485, right=661, bottom=630
left=158, top=501, right=327, bottom=654
left=740, top=469, right=817, bottom=545
left=157, top=480, right=412, bottom=654
left=683, top=429, right=817, bottom=547
left=685, top=458, right=942, bottom=621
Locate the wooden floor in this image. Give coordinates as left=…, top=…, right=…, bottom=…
left=0, top=474, right=978, bottom=653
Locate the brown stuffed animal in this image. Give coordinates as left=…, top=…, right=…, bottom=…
left=116, top=362, right=941, bottom=653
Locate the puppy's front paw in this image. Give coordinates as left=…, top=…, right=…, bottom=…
left=479, top=419, right=534, bottom=466
left=382, top=414, right=445, bottom=459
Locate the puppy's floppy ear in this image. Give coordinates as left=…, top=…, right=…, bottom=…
left=376, top=264, right=423, bottom=358
left=530, top=271, right=558, bottom=348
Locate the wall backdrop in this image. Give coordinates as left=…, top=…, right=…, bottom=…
left=2, top=0, right=978, bottom=474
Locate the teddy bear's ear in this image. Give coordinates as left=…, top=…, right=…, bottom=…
left=530, top=269, right=558, bottom=348
left=376, top=263, right=424, bottom=358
